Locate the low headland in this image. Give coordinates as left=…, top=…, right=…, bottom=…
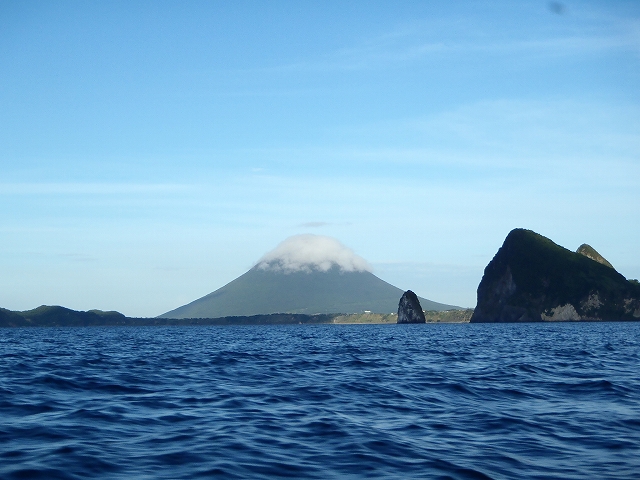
left=0, top=305, right=472, bottom=328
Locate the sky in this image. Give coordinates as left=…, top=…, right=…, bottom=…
left=1, top=0, right=639, bottom=317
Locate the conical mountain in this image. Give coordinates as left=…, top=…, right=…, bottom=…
left=160, top=235, right=458, bottom=318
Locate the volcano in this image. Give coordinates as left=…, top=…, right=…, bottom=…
left=159, top=235, right=458, bottom=318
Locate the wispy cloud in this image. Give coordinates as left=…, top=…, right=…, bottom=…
left=57, top=253, right=97, bottom=263
left=233, top=97, right=639, bottom=187
left=297, top=221, right=330, bottom=228
left=269, top=6, right=639, bottom=73
left=279, top=34, right=636, bottom=72
left=0, top=183, right=189, bottom=195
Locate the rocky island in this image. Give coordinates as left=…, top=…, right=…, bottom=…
left=470, top=229, right=640, bottom=322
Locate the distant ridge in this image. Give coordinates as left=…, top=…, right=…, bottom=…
left=0, top=306, right=339, bottom=328
left=160, top=266, right=458, bottom=319
left=0, top=306, right=126, bottom=327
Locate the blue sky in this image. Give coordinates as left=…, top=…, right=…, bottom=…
left=1, top=0, right=639, bottom=316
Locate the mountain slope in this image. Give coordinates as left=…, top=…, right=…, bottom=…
left=160, top=266, right=457, bottom=318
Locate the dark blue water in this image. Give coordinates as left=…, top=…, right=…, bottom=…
left=1, top=323, right=639, bottom=479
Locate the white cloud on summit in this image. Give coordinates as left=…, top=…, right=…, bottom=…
left=257, top=234, right=371, bottom=273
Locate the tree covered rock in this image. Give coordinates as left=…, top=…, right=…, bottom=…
left=470, top=229, right=640, bottom=322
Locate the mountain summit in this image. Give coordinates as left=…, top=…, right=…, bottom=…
left=160, top=235, right=458, bottom=318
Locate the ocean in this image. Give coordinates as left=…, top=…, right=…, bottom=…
left=1, top=322, right=639, bottom=479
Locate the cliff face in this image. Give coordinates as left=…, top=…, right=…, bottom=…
left=397, top=290, right=426, bottom=324
left=470, top=229, right=640, bottom=322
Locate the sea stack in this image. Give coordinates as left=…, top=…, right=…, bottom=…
left=397, top=290, right=426, bottom=324
left=470, top=228, right=640, bottom=322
